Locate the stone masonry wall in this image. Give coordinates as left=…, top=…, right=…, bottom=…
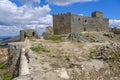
left=20, top=29, right=39, bottom=41
left=71, top=15, right=109, bottom=32
left=8, top=42, right=24, bottom=78
left=53, top=11, right=109, bottom=35
left=53, top=12, right=71, bottom=34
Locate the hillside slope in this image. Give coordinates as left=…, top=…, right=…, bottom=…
left=14, top=32, right=120, bottom=80
left=0, top=35, right=20, bottom=47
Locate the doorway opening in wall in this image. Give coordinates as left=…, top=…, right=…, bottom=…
left=32, top=32, right=35, bottom=36
left=84, top=27, right=86, bottom=31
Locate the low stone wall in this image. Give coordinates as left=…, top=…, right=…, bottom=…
left=8, top=38, right=31, bottom=79
left=8, top=42, right=24, bottom=78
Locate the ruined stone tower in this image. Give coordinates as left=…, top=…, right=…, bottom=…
left=53, top=11, right=109, bottom=35
left=92, top=11, right=103, bottom=18
left=20, top=29, right=39, bottom=41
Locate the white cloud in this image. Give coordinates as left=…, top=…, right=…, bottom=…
left=109, top=19, right=120, bottom=28
left=20, top=0, right=40, bottom=6
left=0, top=0, right=119, bottom=36
left=20, top=0, right=40, bottom=3
left=46, top=0, right=97, bottom=6
left=78, top=14, right=84, bottom=16
left=0, top=0, right=52, bottom=36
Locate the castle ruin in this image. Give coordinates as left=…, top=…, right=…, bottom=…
left=20, top=29, right=39, bottom=41
left=111, top=28, right=120, bottom=34
left=53, top=11, right=109, bottom=35
left=45, top=26, right=53, bottom=34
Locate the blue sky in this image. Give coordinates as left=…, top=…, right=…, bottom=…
left=49, top=0, right=120, bottom=19
left=11, top=0, right=120, bottom=19
left=0, top=0, right=120, bottom=36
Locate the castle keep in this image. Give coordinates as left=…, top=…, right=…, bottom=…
left=53, top=11, right=109, bottom=35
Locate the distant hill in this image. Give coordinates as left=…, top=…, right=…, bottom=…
left=0, top=36, right=11, bottom=40
left=0, top=35, right=20, bottom=47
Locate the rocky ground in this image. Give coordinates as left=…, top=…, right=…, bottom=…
left=0, top=48, right=7, bottom=63
left=13, top=32, right=120, bottom=80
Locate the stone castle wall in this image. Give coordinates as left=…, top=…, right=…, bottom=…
left=8, top=42, right=23, bottom=78
left=53, top=12, right=109, bottom=35
left=53, top=12, right=71, bottom=34
left=20, top=29, right=39, bottom=41
left=111, top=28, right=120, bottom=34
left=71, top=15, right=109, bottom=32
left=46, top=26, right=53, bottom=34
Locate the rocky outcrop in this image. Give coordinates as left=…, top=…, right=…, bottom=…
left=89, top=41, right=120, bottom=77
left=13, top=59, right=120, bottom=80
left=68, top=32, right=103, bottom=43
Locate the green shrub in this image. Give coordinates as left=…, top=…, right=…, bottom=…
left=65, top=56, right=70, bottom=62
left=89, top=50, right=96, bottom=59
left=89, top=38, right=96, bottom=43
left=31, top=46, right=50, bottom=53
left=35, top=57, right=38, bottom=60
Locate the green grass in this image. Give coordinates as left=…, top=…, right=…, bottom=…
left=31, top=46, right=50, bottom=53
left=110, top=52, right=120, bottom=62
left=45, top=35, right=63, bottom=42
left=3, top=73, right=12, bottom=80
left=0, top=61, right=8, bottom=69
left=0, top=64, right=12, bottom=80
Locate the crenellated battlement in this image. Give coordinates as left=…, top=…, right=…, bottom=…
left=53, top=12, right=72, bottom=16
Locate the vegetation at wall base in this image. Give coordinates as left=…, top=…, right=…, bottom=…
left=45, top=35, right=63, bottom=42
left=31, top=46, right=50, bottom=53
left=0, top=61, right=8, bottom=69
left=3, top=73, right=12, bottom=80
left=0, top=61, right=12, bottom=80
